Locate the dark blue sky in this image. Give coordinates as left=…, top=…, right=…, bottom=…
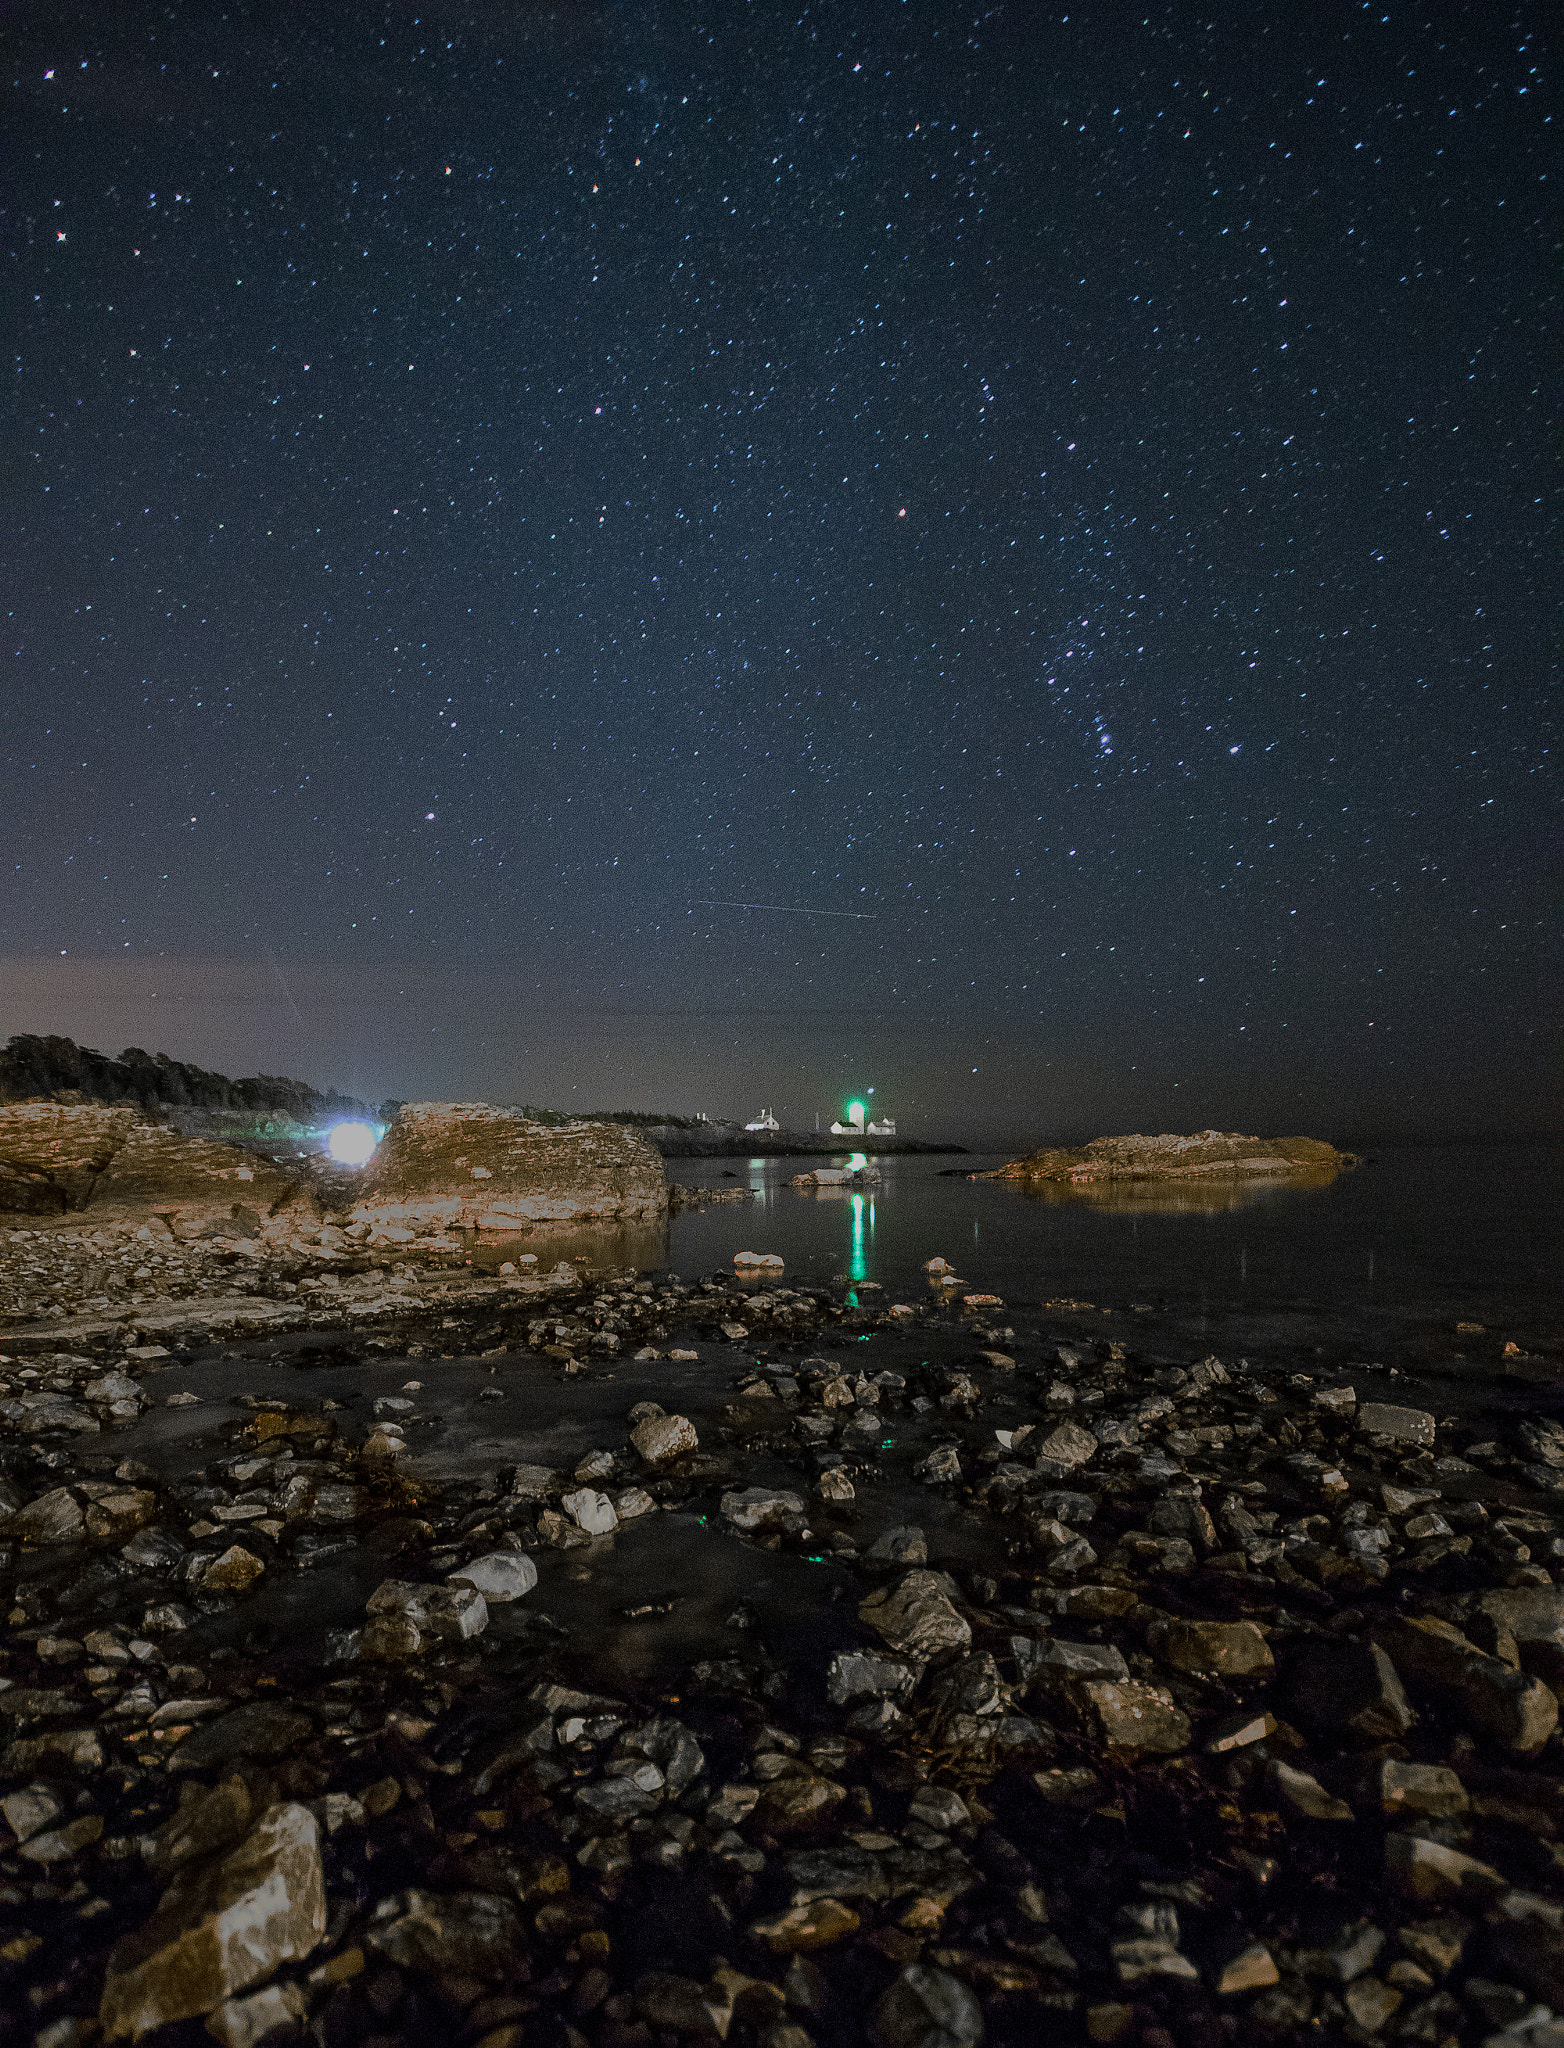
left=4, top=2, right=1556, bottom=1142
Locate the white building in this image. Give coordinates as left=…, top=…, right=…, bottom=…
left=744, top=1108, right=781, bottom=1132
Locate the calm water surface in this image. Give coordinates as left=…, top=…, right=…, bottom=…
left=662, top=1142, right=1560, bottom=1340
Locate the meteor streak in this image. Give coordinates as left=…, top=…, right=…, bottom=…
left=691, top=899, right=878, bottom=919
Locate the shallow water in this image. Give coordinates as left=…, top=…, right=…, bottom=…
left=666, top=1141, right=1562, bottom=1338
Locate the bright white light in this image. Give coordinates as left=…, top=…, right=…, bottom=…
left=326, top=1121, right=377, bottom=1166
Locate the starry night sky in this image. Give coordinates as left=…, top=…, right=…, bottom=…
left=4, top=2, right=1556, bottom=1144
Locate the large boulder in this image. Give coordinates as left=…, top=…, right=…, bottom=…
left=348, top=1103, right=668, bottom=1234
left=99, top=1802, right=326, bottom=2038
left=84, top=1123, right=306, bottom=1235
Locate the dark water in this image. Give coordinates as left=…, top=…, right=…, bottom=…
left=663, top=1143, right=1561, bottom=1344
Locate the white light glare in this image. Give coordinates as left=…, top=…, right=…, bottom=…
left=326, top=1121, right=378, bottom=1166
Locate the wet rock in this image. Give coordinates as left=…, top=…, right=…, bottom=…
left=827, top=1650, right=918, bottom=1705
left=1377, top=1616, right=1559, bottom=1754
left=204, top=1981, right=306, bottom=2048
left=751, top=1899, right=861, bottom=1953
left=144, top=1777, right=258, bottom=1877
left=2, top=1784, right=64, bottom=1842
left=866, top=1526, right=928, bottom=1568
left=4, top=1728, right=104, bottom=1772
left=915, top=1445, right=962, bottom=1485
left=722, top=1486, right=806, bottom=1536
left=86, top=1488, right=156, bottom=1539
left=1146, top=1617, right=1273, bottom=1677
left=1074, top=1680, right=1191, bottom=1759
left=756, top=1766, right=847, bottom=1831
left=1014, top=1637, right=1128, bottom=1688
left=1357, top=1402, right=1436, bottom=1448
left=1376, top=1759, right=1469, bottom=1820
left=365, top=1887, right=526, bottom=1980
left=19, top=1812, right=103, bottom=1864
left=1032, top=1421, right=1097, bottom=1474
left=99, top=1802, right=326, bottom=2038
left=171, top=1703, right=313, bottom=1774
left=448, top=1552, right=538, bottom=1602
left=1217, top=1944, right=1280, bottom=1994
left=1270, top=1761, right=1354, bottom=1820
left=1471, top=1586, right=1564, bottom=1683
left=199, top=1546, right=266, bottom=1594
left=632, top=1412, right=698, bottom=1463
left=12, top=1486, right=86, bottom=1543
left=859, top=1572, right=971, bottom=1660
left=1385, top=1832, right=1506, bottom=1904
left=365, top=1579, right=489, bottom=1653
left=1146, top=1495, right=1217, bottom=1554
left=870, top=1963, right=984, bottom=2048
left=1286, top=1640, right=1415, bottom=1745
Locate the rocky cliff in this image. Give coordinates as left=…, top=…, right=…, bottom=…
left=0, top=1100, right=666, bottom=1239
left=985, top=1128, right=1353, bottom=1186
left=347, top=1102, right=668, bottom=1234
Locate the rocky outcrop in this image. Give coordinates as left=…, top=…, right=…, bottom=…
left=984, top=1128, right=1353, bottom=1187
left=0, top=1102, right=143, bottom=1215
left=347, top=1103, right=667, bottom=1236
left=0, top=1104, right=311, bottom=1234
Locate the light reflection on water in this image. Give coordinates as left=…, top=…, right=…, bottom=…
left=664, top=1145, right=1562, bottom=1325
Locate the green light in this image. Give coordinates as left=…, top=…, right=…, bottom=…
left=847, top=1099, right=866, bottom=1124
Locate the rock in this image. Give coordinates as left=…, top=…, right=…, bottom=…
left=199, top=1546, right=266, bottom=1594
left=204, top=1981, right=306, bottom=2048
left=1146, top=1497, right=1217, bottom=1554
left=86, top=1489, right=157, bottom=1540
left=365, top=1580, right=489, bottom=1649
left=859, top=1573, right=972, bottom=1660
left=1376, top=1616, right=1559, bottom=1754
left=1146, top=1619, right=1273, bottom=1677
left=916, top=1445, right=962, bottom=1484
left=721, top=1487, right=806, bottom=1536
left=1472, top=1586, right=1564, bottom=1683
left=2, top=1785, right=63, bottom=1843
left=1270, top=1761, right=1354, bottom=1820
left=87, top=1121, right=303, bottom=1234
left=447, top=1552, right=538, bottom=1603
left=144, top=1778, right=258, bottom=1878
left=18, top=1813, right=102, bottom=1864
left=507, top=1463, right=560, bottom=1499
left=870, top=1963, right=985, bottom=2048
left=908, top=1785, right=971, bottom=1833
left=1285, top=1641, right=1415, bottom=1745
left=1014, top=1638, right=1128, bottom=1688
left=989, top=1130, right=1350, bottom=1189
left=99, top=1803, right=326, bottom=2038
left=866, top=1526, right=928, bottom=1567
left=365, top=1888, right=526, bottom=1979
left=561, top=1488, right=619, bottom=1535
left=349, top=1102, right=667, bottom=1233
left=1033, top=1421, right=1098, bottom=1472
left=1357, top=1402, right=1436, bottom=1448
left=1217, top=1945, right=1280, bottom=1995
left=12, top=1487, right=85, bottom=1543
left=1376, top=1760, right=1469, bottom=1819
left=4, top=1729, right=103, bottom=1773
left=631, top=1413, right=698, bottom=1464
left=615, top=1486, right=657, bottom=1519
left=170, top=1703, right=313, bottom=1774
left=817, top=1468, right=855, bottom=1502
left=1074, top=1681, right=1190, bottom=1758
left=827, top=1651, right=918, bottom=1705
left=750, top=1899, right=862, bottom=1952
left=0, top=1101, right=143, bottom=1211
left=1384, top=1832, right=1506, bottom=1904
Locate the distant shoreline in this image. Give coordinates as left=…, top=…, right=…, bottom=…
left=648, top=1132, right=968, bottom=1159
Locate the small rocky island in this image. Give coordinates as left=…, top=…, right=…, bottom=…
left=983, top=1130, right=1355, bottom=1189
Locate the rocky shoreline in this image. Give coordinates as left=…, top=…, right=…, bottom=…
left=0, top=1199, right=1561, bottom=2048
